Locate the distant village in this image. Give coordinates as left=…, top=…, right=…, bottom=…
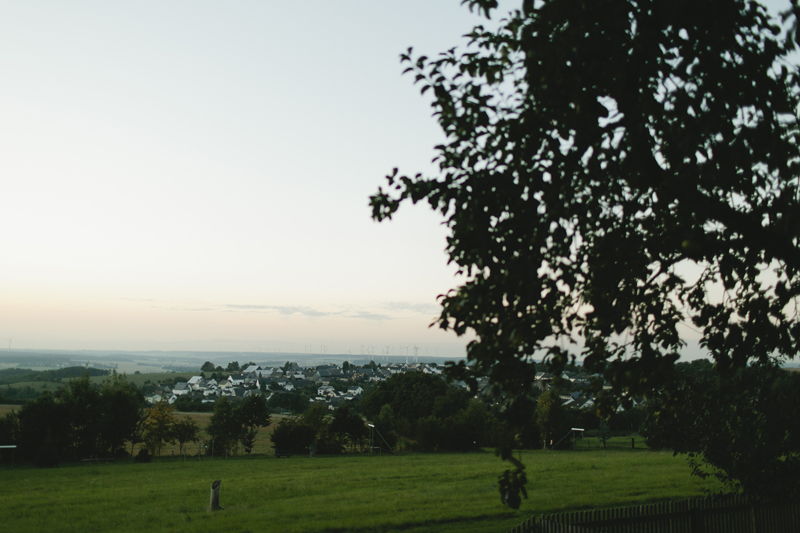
left=143, top=361, right=632, bottom=413
left=145, top=362, right=441, bottom=411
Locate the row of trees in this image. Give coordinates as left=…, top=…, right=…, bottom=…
left=358, top=366, right=800, bottom=503
left=359, top=372, right=637, bottom=454
left=137, top=401, right=202, bottom=457
left=200, top=360, right=255, bottom=373
left=0, top=372, right=273, bottom=465
left=0, top=372, right=142, bottom=466
left=206, top=396, right=271, bottom=455
left=108, top=394, right=273, bottom=459
left=0, top=384, right=46, bottom=403
left=270, top=402, right=368, bottom=455
left=266, top=371, right=641, bottom=457
left=135, top=394, right=271, bottom=458
left=362, top=373, right=489, bottom=452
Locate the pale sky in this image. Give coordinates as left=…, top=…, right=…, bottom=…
left=0, top=1, right=793, bottom=358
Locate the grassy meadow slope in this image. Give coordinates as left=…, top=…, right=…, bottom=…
left=2, top=449, right=719, bottom=533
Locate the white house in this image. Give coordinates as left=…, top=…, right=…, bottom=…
left=145, top=394, right=163, bottom=404
left=317, top=385, right=336, bottom=397
left=172, top=382, right=191, bottom=396
left=187, top=376, right=206, bottom=390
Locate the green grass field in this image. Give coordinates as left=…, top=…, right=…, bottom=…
left=1, top=449, right=720, bottom=533
left=1, top=371, right=196, bottom=396
left=1, top=380, right=63, bottom=392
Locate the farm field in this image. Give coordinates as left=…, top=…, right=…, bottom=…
left=87, top=371, right=197, bottom=388
left=1, top=449, right=720, bottom=533
left=0, top=380, right=63, bottom=392
left=0, top=370, right=197, bottom=399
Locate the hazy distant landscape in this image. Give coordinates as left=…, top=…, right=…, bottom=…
left=0, top=349, right=455, bottom=375
left=2, top=346, right=798, bottom=532
left=1, top=350, right=709, bottom=532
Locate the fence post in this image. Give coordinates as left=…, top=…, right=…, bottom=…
left=690, top=505, right=705, bottom=533
left=208, top=479, right=223, bottom=510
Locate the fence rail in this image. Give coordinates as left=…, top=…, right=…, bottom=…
left=507, top=495, right=800, bottom=533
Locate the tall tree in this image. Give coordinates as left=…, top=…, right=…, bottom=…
left=270, top=416, right=316, bottom=455
left=237, top=395, right=271, bottom=454
left=371, top=0, right=800, bottom=507
left=301, top=401, right=329, bottom=436
left=361, top=372, right=448, bottom=422
left=206, top=396, right=243, bottom=455
left=10, top=372, right=143, bottom=463
left=142, top=401, right=176, bottom=456
left=97, top=371, right=144, bottom=457
left=15, top=391, right=70, bottom=464
left=173, top=418, right=200, bottom=457
left=330, top=403, right=368, bottom=452
left=596, top=420, right=612, bottom=450
left=536, top=390, right=567, bottom=449
left=57, top=373, right=103, bottom=459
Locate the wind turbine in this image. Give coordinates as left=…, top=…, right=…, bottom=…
left=400, top=345, right=410, bottom=365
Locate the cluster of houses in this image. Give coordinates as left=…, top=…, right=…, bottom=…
left=534, top=370, right=644, bottom=411
left=142, top=360, right=630, bottom=413
left=144, top=361, right=446, bottom=411
left=145, top=374, right=246, bottom=406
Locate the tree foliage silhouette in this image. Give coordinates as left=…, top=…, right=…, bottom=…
left=372, top=0, right=800, bottom=507
left=642, top=362, right=800, bottom=500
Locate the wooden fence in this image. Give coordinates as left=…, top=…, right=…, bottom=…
left=566, top=435, right=640, bottom=451
left=506, top=495, right=800, bottom=532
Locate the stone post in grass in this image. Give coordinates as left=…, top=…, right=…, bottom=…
left=208, top=480, right=223, bottom=511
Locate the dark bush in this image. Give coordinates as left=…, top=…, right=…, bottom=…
left=270, top=417, right=316, bottom=455
left=35, top=429, right=59, bottom=468
left=134, top=448, right=151, bottom=463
